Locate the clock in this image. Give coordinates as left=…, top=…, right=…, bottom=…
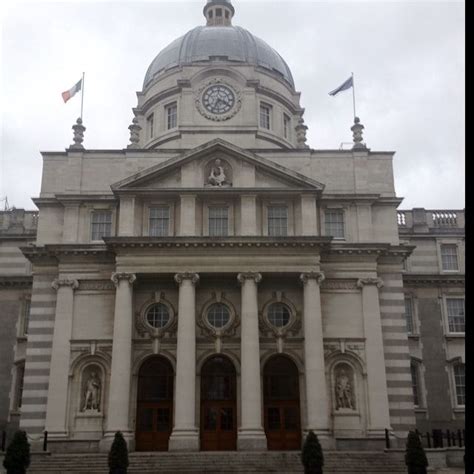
left=195, top=79, right=241, bottom=121
left=202, top=85, right=235, bottom=115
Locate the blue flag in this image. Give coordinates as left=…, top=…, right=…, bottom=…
left=329, top=76, right=353, bottom=96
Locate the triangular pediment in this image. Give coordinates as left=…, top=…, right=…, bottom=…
left=111, top=139, right=325, bottom=192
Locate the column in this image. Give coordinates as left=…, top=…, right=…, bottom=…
left=357, top=278, right=391, bottom=435
left=169, top=272, right=200, bottom=451
left=237, top=272, right=267, bottom=450
left=105, top=272, right=136, bottom=441
left=45, top=279, right=79, bottom=437
left=300, top=272, right=330, bottom=437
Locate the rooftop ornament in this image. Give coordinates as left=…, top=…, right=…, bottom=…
left=70, top=118, right=86, bottom=150
left=128, top=117, right=142, bottom=149
left=351, top=117, right=367, bottom=150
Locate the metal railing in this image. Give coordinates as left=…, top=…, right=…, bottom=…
left=385, top=428, right=465, bottom=449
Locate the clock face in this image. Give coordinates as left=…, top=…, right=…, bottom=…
left=202, top=85, right=236, bottom=115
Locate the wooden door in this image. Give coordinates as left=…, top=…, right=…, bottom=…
left=200, top=356, right=237, bottom=451
left=264, top=356, right=301, bottom=450
left=135, top=357, right=173, bottom=451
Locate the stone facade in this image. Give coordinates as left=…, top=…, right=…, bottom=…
left=0, top=0, right=464, bottom=454
left=398, top=209, right=465, bottom=434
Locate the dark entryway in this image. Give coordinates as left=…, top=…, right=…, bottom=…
left=135, top=356, right=174, bottom=451
left=263, top=355, right=301, bottom=450
left=200, top=355, right=237, bottom=451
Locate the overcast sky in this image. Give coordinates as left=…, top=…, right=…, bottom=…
left=0, top=0, right=464, bottom=211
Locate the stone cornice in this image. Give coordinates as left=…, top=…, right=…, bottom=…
left=104, top=236, right=332, bottom=250
left=0, top=276, right=33, bottom=289
left=20, top=244, right=115, bottom=264
left=323, top=244, right=415, bottom=258
left=403, top=274, right=465, bottom=287
left=114, top=187, right=321, bottom=197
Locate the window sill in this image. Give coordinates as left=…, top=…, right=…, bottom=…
left=17, top=336, right=28, bottom=342
left=414, top=407, right=427, bottom=413
left=453, top=407, right=465, bottom=413
left=445, top=334, right=465, bottom=339
left=408, top=333, right=420, bottom=339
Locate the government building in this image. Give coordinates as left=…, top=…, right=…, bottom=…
left=0, top=0, right=465, bottom=455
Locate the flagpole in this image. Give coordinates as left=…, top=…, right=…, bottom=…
left=80, top=72, right=85, bottom=121
left=351, top=72, right=357, bottom=119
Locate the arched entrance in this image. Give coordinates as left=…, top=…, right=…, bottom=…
left=135, top=356, right=174, bottom=451
left=200, top=355, right=237, bottom=451
left=263, top=355, right=301, bottom=450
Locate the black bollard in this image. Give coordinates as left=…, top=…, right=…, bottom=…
left=426, top=432, right=431, bottom=449
left=447, top=429, right=451, bottom=447
left=385, top=428, right=390, bottom=449
left=43, top=430, right=48, bottom=452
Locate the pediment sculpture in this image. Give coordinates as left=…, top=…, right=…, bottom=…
left=206, top=158, right=232, bottom=187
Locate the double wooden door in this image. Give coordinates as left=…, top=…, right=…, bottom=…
left=263, top=355, right=302, bottom=450
left=200, top=356, right=237, bottom=451
left=135, top=401, right=172, bottom=451
left=135, top=357, right=173, bottom=451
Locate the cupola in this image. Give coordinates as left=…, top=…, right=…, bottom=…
left=203, top=0, right=235, bottom=26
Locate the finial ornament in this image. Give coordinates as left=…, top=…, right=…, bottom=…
left=296, top=116, right=309, bottom=149
left=69, top=117, right=86, bottom=150
left=351, top=116, right=367, bottom=150
left=128, top=117, right=142, bottom=149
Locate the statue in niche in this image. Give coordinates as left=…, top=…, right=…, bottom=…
left=82, top=371, right=101, bottom=412
left=207, top=159, right=230, bottom=187
left=335, top=367, right=354, bottom=410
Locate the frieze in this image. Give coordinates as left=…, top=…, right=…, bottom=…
left=321, top=279, right=358, bottom=290
left=78, top=280, right=115, bottom=291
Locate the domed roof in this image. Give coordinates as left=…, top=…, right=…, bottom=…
left=143, top=25, right=295, bottom=89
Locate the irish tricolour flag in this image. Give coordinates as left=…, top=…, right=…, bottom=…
left=62, top=78, right=82, bottom=103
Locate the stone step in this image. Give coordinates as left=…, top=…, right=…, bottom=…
left=24, top=451, right=407, bottom=473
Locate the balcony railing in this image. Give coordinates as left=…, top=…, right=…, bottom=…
left=397, top=209, right=464, bottom=231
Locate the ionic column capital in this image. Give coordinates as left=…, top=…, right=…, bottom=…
left=237, top=272, right=262, bottom=285
left=111, top=272, right=136, bottom=288
left=357, top=277, right=384, bottom=289
left=174, top=272, right=200, bottom=286
left=51, top=279, right=79, bottom=291
left=300, top=271, right=325, bottom=286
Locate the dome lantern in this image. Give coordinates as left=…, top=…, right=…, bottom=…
left=203, top=0, right=235, bottom=26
